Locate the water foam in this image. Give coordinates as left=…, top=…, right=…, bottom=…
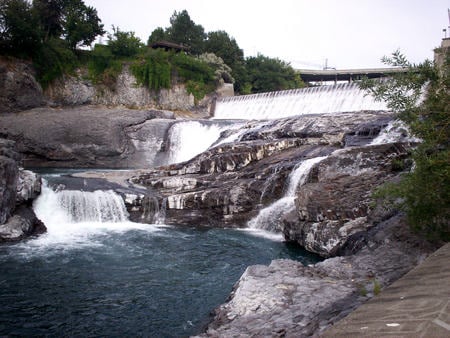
left=31, top=182, right=163, bottom=250
left=167, top=121, right=227, bottom=164
left=248, top=156, right=327, bottom=231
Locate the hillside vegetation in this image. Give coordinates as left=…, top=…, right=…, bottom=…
left=0, top=2, right=303, bottom=97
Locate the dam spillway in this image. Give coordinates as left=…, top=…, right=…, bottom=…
left=213, top=82, right=389, bottom=120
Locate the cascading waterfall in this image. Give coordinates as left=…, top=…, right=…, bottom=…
left=31, top=181, right=160, bottom=247
left=248, top=156, right=327, bottom=232
left=34, top=182, right=129, bottom=224
left=213, top=83, right=388, bottom=120
left=167, top=121, right=228, bottom=164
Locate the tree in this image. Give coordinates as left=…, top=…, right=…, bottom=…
left=361, top=50, right=450, bottom=241
left=63, top=0, right=104, bottom=49
left=108, top=26, right=143, bottom=58
left=32, top=0, right=64, bottom=42
left=0, top=0, right=41, bottom=56
left=245, top=54, right=304, bottom=93
left=166, top=10, right=205, bottom=55
left=147, top=26, right=166, bottom=46
left=204, top=30, right=244, bottom=69
left=204, top=30, right=245, bottom=92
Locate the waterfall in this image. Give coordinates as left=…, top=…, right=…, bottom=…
left=34, top=181, right=129, bottom=225
left=248, top=156, right=327, bottom=232
left=167, top=121, right=227, bottom=164
left=213, top=83, right=388, bottom=120
left=29, top=181, right=166, bottom=248
left=371, top=120, right=421, bottom=145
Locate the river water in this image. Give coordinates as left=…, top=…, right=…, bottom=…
left=0, top=175, right=320, bottom=337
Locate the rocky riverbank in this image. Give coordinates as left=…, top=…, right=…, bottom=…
left=0, top=139, right=45, bottom=242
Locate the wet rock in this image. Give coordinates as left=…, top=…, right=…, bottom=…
left=0, top=205, right=46, bottom=242
left=132, top=112, right=397, bottom=228
left=282, top=143, right=413, bottom=257
left=199, top=214, right=436, bottom=337
left=0, top=138, right=45, bottom=242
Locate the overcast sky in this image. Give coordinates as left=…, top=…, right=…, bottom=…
left=84, top=0, right=449, bottom=69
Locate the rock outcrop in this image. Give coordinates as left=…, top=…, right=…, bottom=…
left=0, top=57, right=45, bottom=114
left=283, top=143, right=412, bottom=257
left=130, top=111, right=408, bottom=244
left=0, top=106, right=176, bottom=168
left=200, top=214, right=435, bottom=337
left=0, top=139, right=45, bottom=242
left=45, top=65, right=197, bottom=111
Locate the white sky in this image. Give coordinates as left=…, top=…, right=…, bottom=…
left=84, top=0, right=449, bottom=69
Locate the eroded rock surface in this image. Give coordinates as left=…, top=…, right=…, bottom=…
left=199, top=214, right=436, bottom=337
left=131, top=111, right=406, bottom=238
left=0, top=139, right=45, bottom=242
left=0, top=106, right=176, bottom=168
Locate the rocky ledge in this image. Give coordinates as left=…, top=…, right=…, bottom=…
left=0, top=138, right=45, bottom=242
left=199, top=214, right=436, bottom=337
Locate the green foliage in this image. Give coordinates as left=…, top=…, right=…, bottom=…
left=245, top=54, right=304, bottom=93
left=171, top=52, right=214, bottom=101
left=63, top=0, right=104, bottom=50
left=373, top=279, right=381, bottom=295
left=147, top=27, right=166, bottom=46
left=108, top=26, right=143, bottom=58
left=166, top=10, right=205, bottom=55
left=87, top=44, right=122, bottom=87
left=131, top=49, right=171, bottom=91
left=197, top=52, right=233, bottom=84
left=0, top=0, right=42, bottom=56
left=32, top=0, right=64, bottom=41
left=364, top=50, right=450, bottom=241
left=33, top=37, right=78, bottom=87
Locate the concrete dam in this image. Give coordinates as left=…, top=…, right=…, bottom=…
left=213, top=82, right=388, bottom=120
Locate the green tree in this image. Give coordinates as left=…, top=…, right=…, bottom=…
left=63, top=0, right=104, bottom=49
left=166, top=10, right=205, bottom=55
left=361, top=50, right=450, bottom=241
left=204, top=30, right=245, bottom=92
left=147, top=26, right=166, bottom=46
left=0, top=0, right=41, bottom=56
left=245, top=54, right=304, bottom=93
left=32, top=0, right=64, bottom=42
left=108, top=26, right=143, bottom=58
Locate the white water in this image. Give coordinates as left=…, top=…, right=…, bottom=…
left=371, top=120, right=421, bottom=145
left=31, top=182, right=163, bottom=249
left=248, top=156, right=327, bottom=231
left=167, top=121, right=227, bottom=164
left=213, top=83, right=388, bottom=120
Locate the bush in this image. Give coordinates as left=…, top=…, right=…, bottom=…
left=363, top=50, right=450, bottom=241
left=33, top=38, right=78, bottom=88
left=131, top=49, right=171, bottom=91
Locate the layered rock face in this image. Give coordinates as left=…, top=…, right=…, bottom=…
left=0, top=139, right=45, bottom=242
left=130, top=111, right=408, bottom=249
left=0, top=106, right=176, bottom=168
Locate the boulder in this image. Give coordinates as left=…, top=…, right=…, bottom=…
left=0, top=205, right=46, bottom=242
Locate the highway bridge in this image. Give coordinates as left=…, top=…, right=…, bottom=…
left=297, top=67, right=408, bottom=83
